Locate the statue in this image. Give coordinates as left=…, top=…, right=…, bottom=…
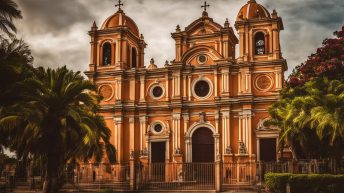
left=225, top=145, right=233, bottom=155
left=199, top=112, right=206, bottom=123
left=238, top=142, right=247, bottom=154
left=130, top=150, right=134, bottom=159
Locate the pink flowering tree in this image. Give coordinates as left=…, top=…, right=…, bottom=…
left=268, top=26, right=344, bottom=160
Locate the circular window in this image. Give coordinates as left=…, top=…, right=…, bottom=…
left=197, top=55, right=207, bottom=64
left=152, top=86, right=163, bottom=98
left=255, top=75, right=273, bottom=91
left=150, top=84, right=165, bottom=99
left=193, top=79, right=212, bottom=99
left=154, top=124, right=163, bottom=133
left=98, top=84, right=114, bottom=101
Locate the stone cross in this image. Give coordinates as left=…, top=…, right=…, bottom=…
left=201, top=1, right=210, bottom=12
left=115, top=0, right=124, bottom=10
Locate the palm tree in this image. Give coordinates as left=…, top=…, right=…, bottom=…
left=0, top=37, right=33, bottom=150
left=268, top=78, right=344, bottom=159
left=0, top=66, right=115, bottom=193
left=0, top=37, right=33, bottom=103
left=0, top=0, right=22, bottom=37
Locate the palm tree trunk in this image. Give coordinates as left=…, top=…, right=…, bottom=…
left=43, top=154, right=61, bottom=193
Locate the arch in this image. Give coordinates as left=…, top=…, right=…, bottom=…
left=102, top=42, right=112, bottom=65
left=181, top=45, right=222, bottom=64
left=185, top=123, right=216, bottom=162
left=131, top=47, right=137, bottom=68
left=192, top=127, right=214, bottom=162
left=254, top=32, right=265, bottom=55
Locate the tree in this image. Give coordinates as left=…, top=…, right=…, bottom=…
left=268, top=26, right=344, bottom=160
left=0, top=67, right=116, bottom=193
left=0, top=37, right=33, bottom=106
left=0, top=0, right=22, bottom=37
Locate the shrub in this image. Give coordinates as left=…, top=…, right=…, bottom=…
left=289, top=174, right=344, bottom=193
left=265, top=173, right=344, bottom=193
left=265, top=173, right=291, bottom=193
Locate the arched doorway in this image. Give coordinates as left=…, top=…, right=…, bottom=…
left=192, top=127, right=214, bottom=162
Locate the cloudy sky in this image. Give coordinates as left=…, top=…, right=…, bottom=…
left=15, top=0, right=344, bottom=76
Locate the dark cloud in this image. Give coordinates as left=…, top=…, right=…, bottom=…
left=17, top=0, right=94, bottom=35
left=13, top=0, right=344, bottom=76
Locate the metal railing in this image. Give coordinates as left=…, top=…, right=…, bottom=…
left=75, top=163, right=130, bottom=183
left=137, top=162, right=215, bottom=190
left=222, top=162, right=256, bottom=185
left=1, top=159, right=343, bottom=192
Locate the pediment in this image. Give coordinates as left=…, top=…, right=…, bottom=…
left=181, top=45, right=223, bottom=65
left=185, top=17, right=222, bottom=36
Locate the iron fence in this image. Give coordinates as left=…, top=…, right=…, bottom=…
left=222, top=162, right=256, bottom=185
left=1, top=159, right=343, bottom=192
left=137, top=162, right=215, bottom=190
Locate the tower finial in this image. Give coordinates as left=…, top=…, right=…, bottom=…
left=201, top=1, right=210, bottom=12
left=115, top=0, right=124, bottom=11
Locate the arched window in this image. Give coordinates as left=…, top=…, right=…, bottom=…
left=132, top=47, right=137, bottom=68
left=255, top=32, right=265, bottom=55
left=102, top=42, right=112, bottom=65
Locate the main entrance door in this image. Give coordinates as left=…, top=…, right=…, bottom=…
left=151, top=142, right=166, bottom=181
left=151, top=142, right=166, bottom=163
left=192, top=127, right=214, bottom=162
left=260, top=138, right=277, bottom=162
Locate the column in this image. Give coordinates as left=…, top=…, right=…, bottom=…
left=214, top=69, right=218, bottom=97
left=139, top=116, right=147, bottom=152
left=247, top=112, right=252, bottom=155
left=238, top=72, right=242, bottom=94
left=239, top=31, right=244, bottom=59
left=166, top=74, right=169, bottom=100
left=257, top=138, right=260, bottom=161
left=215, top=112, right=220, bottom=160
left=245, top=73, right=249, bottom=93
left=222, top=112, right=230, bottom=154
left=140, top=75, right=145, bottom=101
left=245, top=28, right=249, bottom=60
left=238, top=115, right=242, bottom=142
left=185, top=137, right=191, bottom=162
left=114, top=117, right=123, bottom=163
left=177, top=74, right=180, bottom=96
left=188, top=75, right=191, bottom=101
left=173, top=114, right=181, bottom=154
left=115, top=39, right=120, bottom=63
left=129, top=117, right=135, bottom=155
left=172, top=76, right=175, bottom=97
left=115, top=79, right=119, bottom=100
left=247, top=72, right=252, bottom=93
left=118, top=79, right=122, bottom=100
left=222, top=70, right=229, bottom=93
left=245, top=114, right=248, bottom=149
left=183, top=114, right=189, bottom=135
left=183, top=75, right=187, bottom=98
left=130, top=77, right=136, bottom=101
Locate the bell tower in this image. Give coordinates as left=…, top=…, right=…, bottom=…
left=234, top=0, right=286, bottom=96
left=88, top=1, right=146, bottom=75
left=235, top=0, right=284, bottom=63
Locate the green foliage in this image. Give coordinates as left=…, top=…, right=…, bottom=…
left=0, top=0, right=22, bottom=37
left=268, top=26, right=344, bottom=159
left=265, top=173, right=344, bottom=193
left=265, top=173, right=291, bottom=193
left=0, top=66, right=116, bottom=193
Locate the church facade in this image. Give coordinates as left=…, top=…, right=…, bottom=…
left=85, top=0, right=287, bottom=167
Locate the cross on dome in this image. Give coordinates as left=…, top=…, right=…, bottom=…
left=201, top=1, right=210, bottom=12
left=115, top=0, right=124, bottom=11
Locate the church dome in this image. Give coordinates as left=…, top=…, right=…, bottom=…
left=236, top=0, right=271, bottom=20
left=101, top=10, right=140, bottom=36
